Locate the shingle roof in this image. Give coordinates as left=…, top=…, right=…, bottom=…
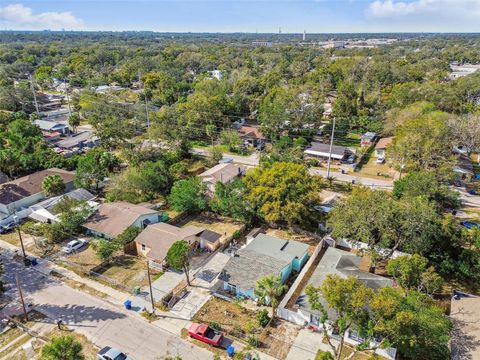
left=238, top=126, right=264, bottom=140
left=83, top=202, right=158, bottom=238
left=295, top=247, right=393, bottom=319
left=0, top=168, right=75, bottom=205
left=304, top=142, right=347, bottom=159
left=34, top=120, right=67, bottom=131
left=56, top=131, right=99, bottom=149
left=134, top=223, right=204, bottom=262
left=220, top=248, right=289, bottom=291
left=199, top=163, right=246, bottom=185
left=246, top=234, right=309, bottom=263
left=200, top=229, right=222, bottom=243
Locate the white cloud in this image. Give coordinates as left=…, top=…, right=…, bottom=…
left=0, top=3, right=83, bottom=30
left=367, top=0, right=480, bottom=18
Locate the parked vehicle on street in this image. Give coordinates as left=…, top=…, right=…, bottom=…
left=0, top=222, right=16, bottom=234
left=187, top=323, right=224, bottom=346
left=461, top=221, right=480, bottom=230
left=376, top=156, right=385, bottom=164
left=97, top=346, right=131, bottom=360
left=62, top=238, right=88, bottom=254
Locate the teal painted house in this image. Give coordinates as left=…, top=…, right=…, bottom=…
left=220, top=233, right=309, bottom=301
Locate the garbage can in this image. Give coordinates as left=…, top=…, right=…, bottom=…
left=133, top=286, right=140, bottom=295
left=227, top=345, right=235, bottom=357
left=124, top=300, right=132, bottom=310
left=31, top=258, right=38, bottom=266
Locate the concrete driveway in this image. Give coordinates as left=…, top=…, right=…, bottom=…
left=1, top=253, right=212, bottom=360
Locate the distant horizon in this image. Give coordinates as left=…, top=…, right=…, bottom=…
left=2, top=30, right=480, bottom=35
left=1, top=1, right=480, bottom=33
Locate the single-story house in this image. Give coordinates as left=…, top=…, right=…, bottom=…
left=375, top=137, right=393, bottom=158
left=55, top=131, right=99, bottom=151
left=134, top=223, right=205, bottom=268
left=360, top=132, right=377, bottom=148
left=0, top=168, right=75, bottom=217
left=34, top=120, right=70, bottom=135
left=199, top=163, right=247, bottom=193
left=219, top=234, right=309, bottom=301
left=450, top=291, right=480, bottom=360
left=83, top=202, right=160, bottom=239
left=304, top=142, right=348, bottom=163
left=29, top=188, right=97, bottom=223
left=43, top=131, right=62, bottom=143
left=237, top=125, right=265, bottom=149
left=292, top=246, right=396, bottom=360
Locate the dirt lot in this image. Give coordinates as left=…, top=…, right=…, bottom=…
left=265, top=228, right=320, bottom=254
left=96, top=255, right=151, bottom=290
left=178, top=213, right=244, bottom=244
left=64, top=243, right=102, bottom=272
left=193, top=297, right=299, bottom=359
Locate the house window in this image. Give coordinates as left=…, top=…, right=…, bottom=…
left=225, top=283, right=237, bottom=294
left=141, top=244, right=146, bottom=251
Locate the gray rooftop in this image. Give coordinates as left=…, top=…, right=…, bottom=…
left=220, top=248, right=290, bottom=291
left=56, top=131, right=99, bottom=149
left=306, top=142, right=347, bottom=157
left=295, top=247, right=393, bottom=319
left=245, top=234, right=309, bottom=264
left=34, top=120, right=67, bottom=131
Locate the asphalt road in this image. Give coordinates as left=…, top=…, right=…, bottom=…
left=309, top=168, right=394, bottom=189
left=1, top=253, right=211, bottom=360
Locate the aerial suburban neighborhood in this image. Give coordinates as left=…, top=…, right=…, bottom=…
left=0, top=2, right=480, bottom=360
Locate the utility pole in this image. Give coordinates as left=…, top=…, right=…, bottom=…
left=15, top=274, right=28, bottom=322
left=146, top=261, right=155, bottom=315
left=17, top=226, right=27, bottom=262
left=326, top=117, right=336, bottom=179
left=64, top=80, right=72, bottom=118
left=144, top=95, right=150, bottom=128
left=28, top=74, right=40, bottom=118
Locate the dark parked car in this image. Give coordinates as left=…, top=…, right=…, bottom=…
left=461, top=221, right=480, bottom=230
left=0, top=222, right=16, bottom=234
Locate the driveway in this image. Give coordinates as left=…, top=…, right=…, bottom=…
left=286, top=328, right=333, bottom=360
left=1, top=253, right=212, bottom=360
left=170, top=253, right=231, bottom=320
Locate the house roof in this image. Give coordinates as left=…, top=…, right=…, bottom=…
left=238, top=126, right=264, bottom=140
left=450, top=294, right=480, bottom=360
left=220, top=248, right=290, bottom=291
left=33, top=188, right=95, bottom=211
left=361, top=132, right=377, bottom=141
left=200, top=229, right=222, bottom=243
left=134, top=223, right=204, bottom=262
left=375, top=137, right=393, bottom=150
left=199, top=163, right=246, bottom=185
left=304, top=142, right=347, bottom=159
left=34, top=120, right=67, bottom=131
left=56, top=131, right=99, bottom=149
left=83, top=202, right=158, bottom=238
left=0, top=168, right=75, bottom=206
left=246, top=234, right=309, bottom=263
left=295, top=247, right=393, bottom=319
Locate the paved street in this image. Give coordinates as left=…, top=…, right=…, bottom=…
left=1, top=253, right=212, bottom=360
left=309, top=168, right=394, bottom=189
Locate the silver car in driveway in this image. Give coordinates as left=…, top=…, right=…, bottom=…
left=62, top=239, right=88, bottom=254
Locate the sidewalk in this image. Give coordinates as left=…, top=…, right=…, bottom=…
left=309, top=168, right=394, bottom=189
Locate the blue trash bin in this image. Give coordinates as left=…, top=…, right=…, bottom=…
left=31, top=258, right=38, bottom=266
left=124, top=300, right=132, bottom=310
left=227, top=345, right=235, bottom=357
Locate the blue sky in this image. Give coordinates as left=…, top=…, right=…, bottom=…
left=1, top=0, right=480, bottom=33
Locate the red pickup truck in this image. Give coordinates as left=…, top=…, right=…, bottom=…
left=187, top=323, right=224, bottom=347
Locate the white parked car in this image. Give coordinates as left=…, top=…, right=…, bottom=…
left=376, top=156, right=385, bottom=164
left=62, top=239, right=88, bottom=254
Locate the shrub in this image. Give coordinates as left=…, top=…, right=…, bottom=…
left=247, top=334, right=259, bottom=347
left=256, top=309, right=270, bottom=328
left=315, top=351, right=334, bottom=360
left=208, top=321, right=221, bottom=331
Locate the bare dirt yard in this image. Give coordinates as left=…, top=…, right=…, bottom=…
left=193, top=297, right=299, bottom=359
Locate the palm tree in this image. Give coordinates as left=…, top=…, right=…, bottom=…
left=255, top=274, right=288, bottom=322
left=41, top=336, right=85, bottom=360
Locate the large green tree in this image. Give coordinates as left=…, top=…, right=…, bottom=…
left=244, top=162, right=321, bottom=227
left=75, top=148, right=119, bottom=191
left=42, top=175, right=66, bottom=197
left=168, top=177, right=207, bottom=213
left=255, top=274, right=288, bottom=322
left=166, top=240, right=191, bottom=285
